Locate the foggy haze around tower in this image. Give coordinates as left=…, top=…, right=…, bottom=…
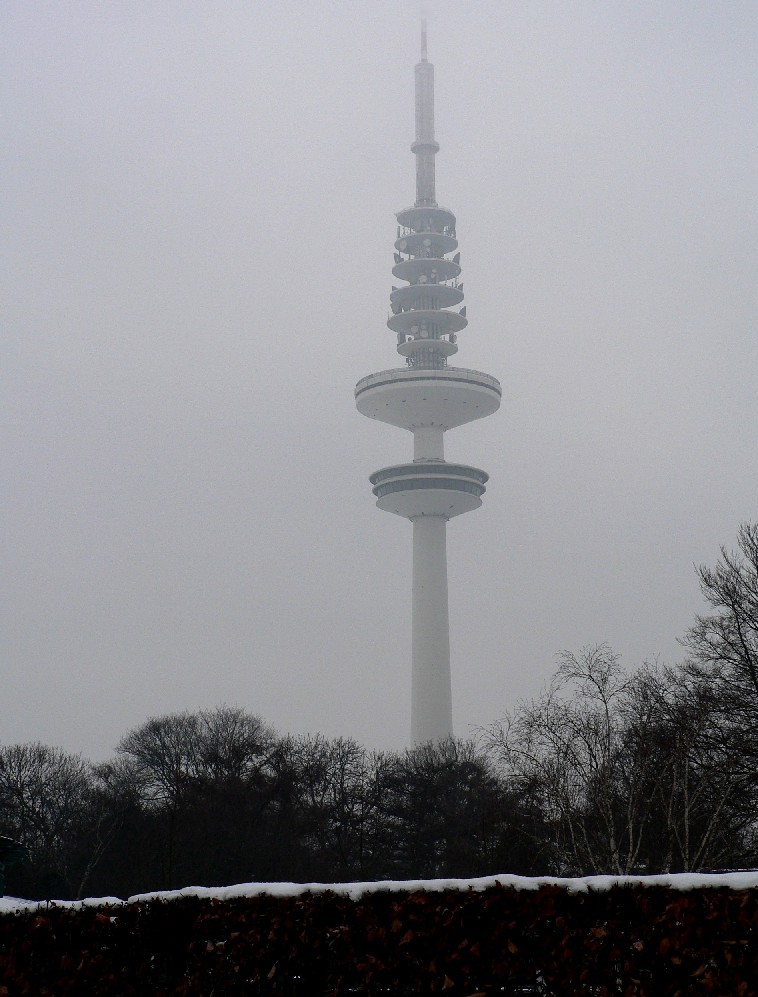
left=2, top=2, right=757, bottom=762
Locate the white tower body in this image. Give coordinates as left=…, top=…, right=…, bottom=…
left=356, top=26, right=501, bottom=746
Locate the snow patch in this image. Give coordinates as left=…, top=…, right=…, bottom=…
left=3, top=871, right=758, bottom=913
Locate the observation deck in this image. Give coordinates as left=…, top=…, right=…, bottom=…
left=355, top=366, right=501, bottom=433
left=370, top=461, right=488, bottom=519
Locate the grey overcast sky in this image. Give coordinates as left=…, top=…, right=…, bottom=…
left=2, top=1, right=756, bottom=760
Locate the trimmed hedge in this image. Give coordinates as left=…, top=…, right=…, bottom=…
left=2, top=883, right=758, bottom=994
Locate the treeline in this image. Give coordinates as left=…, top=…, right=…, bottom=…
left=2, top=524, right=758, bottom=900
left=0, top=721, right=524, bottom=901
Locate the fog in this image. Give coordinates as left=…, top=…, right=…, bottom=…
left=2, top=1, right=756, bottom=759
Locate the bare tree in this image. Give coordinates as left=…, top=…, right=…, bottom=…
left=194, top=706, right=277, bottom=786
left=375, top=738, right=506, bottom=880
left=267, top=734, right=374, bottom=880
left=486, top=644, right=751, bottom=876
left=486, top=647, right=688, bottom=875
left=116, top=706, right=278, bottom=888
left=622, top=667, right=748, bottom=872
left=684, top=523, right=758, bottom=701
left=0, top=743, right=93, bottom=895
left=677, top=523, right=758, bottom=861
left=683, top=523, right=758, bottom=768
left=488, top=647, right=635, bottom=874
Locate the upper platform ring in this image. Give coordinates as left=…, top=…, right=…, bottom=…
left=355, top=366, right=501, bottom=397
left=355, top=366, right=501, bottom=432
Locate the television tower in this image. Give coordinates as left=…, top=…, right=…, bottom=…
left=355, top=23, right=501, bottom=745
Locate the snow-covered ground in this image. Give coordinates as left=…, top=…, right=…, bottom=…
left=3, top=870, right=758, bottom=914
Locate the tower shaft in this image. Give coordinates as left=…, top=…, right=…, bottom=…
left=412, top=515, right=452, bottom=744
left=414, top=426, right=444, bottom=461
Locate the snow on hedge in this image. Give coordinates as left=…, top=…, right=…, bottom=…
left=3, top=870, right=758, bottom=914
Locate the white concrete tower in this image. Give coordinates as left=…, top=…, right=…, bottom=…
left=355, top=24, right=501, bottom=746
